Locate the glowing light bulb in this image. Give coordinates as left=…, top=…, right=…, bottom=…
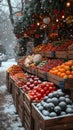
left=56, top=19, right=59, bottom=22
left=62, top=15, right=65, bottom=19
left=66, top=2, right=70, bottom=7
left=37, top=22, right=40, bottom=26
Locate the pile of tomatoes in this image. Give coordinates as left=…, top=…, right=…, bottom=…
left=28, top=82, right=57, bottom=101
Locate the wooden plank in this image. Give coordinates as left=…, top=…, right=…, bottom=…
left=24, top=93, right=32, bottom=110
left=47, top=73, right=64, bottom=88
left=6, top=71, right=10, bottom=89
left=55, top=51, right=67, bottom=59
left=64, top=79, right=73, bottom=89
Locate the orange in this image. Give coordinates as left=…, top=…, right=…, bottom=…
left=59, top=68, right=65, bottom=73
left=53, top=69, right=58, bottom=75
left=57, top=72, right=61, bottom=76
left=63, top=75, right=68, bottom=79
left=68, top=75, right=73, bottom=78
left=66, top=70, right=71, bottom=75
left=64, top=66, right=70, bottom=71
left=60, top=73, right=66, bottom=78
left=66, top=60, right=73, bottom=66
left=71, top=71, right=73, bottom=75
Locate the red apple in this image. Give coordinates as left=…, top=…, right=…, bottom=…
left=38, top=80, right=42, bottom=84
left=26, top=82, right=31, bottom=86
left=30, top=84, right=34, bottom=89
left=31, top=75, right=35, bottom=79
left=29, top=79, right=34, bottom=84
left=34, top=77, right=39, bottom=81
left=34, top=80, right=38, bottom=86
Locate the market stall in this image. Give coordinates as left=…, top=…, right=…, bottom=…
left=6, top=0, right=73, bottom=130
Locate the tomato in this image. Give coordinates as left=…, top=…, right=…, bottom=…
left=43, top=94, right=46, bottom=97
left=40, top=89, right=44, bottom=94
left=37, top=87, right=42, bottom=92
left=35, top=97, right=39, bottom=101
left=40, top=84, right=45, bottom=88
left=49, top=86, right=53, bottom=92
left=44, top=87, right=48, bottom=91
left=52, top=86, right=57, bottom=91
left=33, top=90, right=37, bottom=94
left=46, top=90, right=49, bottom=96
left=37, top=93, right=41, bottom=99
left=31, top=92, right=35, bottom=96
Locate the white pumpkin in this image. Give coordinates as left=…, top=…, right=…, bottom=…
left=24, top=55, right=33, bottom=67
left=33, top=54, right=42, bottom=63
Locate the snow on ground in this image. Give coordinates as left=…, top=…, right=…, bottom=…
left=0, top=58, right=17, bottom=72
left=0, top=58, right=25, bottom=130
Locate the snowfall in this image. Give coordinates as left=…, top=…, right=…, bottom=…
left=0, top=59, right=25, bottom=130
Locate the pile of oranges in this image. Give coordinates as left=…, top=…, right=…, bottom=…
left=49, top=60, right=73, bottom=79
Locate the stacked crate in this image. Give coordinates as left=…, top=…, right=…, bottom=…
left=23, top=93, right=34, bottom=130
left=32, top=103, right=73, bottom=130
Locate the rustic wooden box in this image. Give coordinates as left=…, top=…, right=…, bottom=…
left=68, top=50, right=73, bottom=59
left=8, top=76, right=14, bottom=93
left=24, top=93, right=32, bottom=110
left=39, top=51, right=45, bottom=57
left=31, top=68, right=38, bottom=76
left=37, top=69, right=47, bottom=80
left=45, top=51, right=55, bottom=58
left=47, top=73, right=73, bottom=89
left=32, top=103, right=73, bottom=130
left=55, top=51, right=68, bottom=59
left=23, top=101, right=34, bottom=130
left=6, top=71, right=10, bottom=90
left=15, top=86, right=25, bottom=113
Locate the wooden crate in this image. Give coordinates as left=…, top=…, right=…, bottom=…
left=68, top=50, right=73, bottom=59
left=37, top=69, right=47, bottom=80
left=23, top=101, right=34, bottom=130
left=15, top=86, right=25, bottom=113
left=32, top=103, right=73, bottom=130
left=31, top=68, right=37, bottom=76
left=12, top=82, right=16, bottom=102
left=24, top=93, right=32, bottom=110
left=8, top=76, right=14, bottom=93
left=45, top=51, right=55, bottom=58
left=6, top=71, right=10, bottom=90
left=39, top=51, right=45, bottom=57
left=12, top=84, right=19, bottom=112
left=47, top=73, right=73, bottom=89
left=47, top=73, right=64, bottom=88
left=55, top=51, right=68, bottom=59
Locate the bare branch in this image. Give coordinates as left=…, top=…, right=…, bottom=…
left=7, top=0, right=14, bottom=26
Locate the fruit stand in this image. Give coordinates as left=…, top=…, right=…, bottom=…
left=6, top=47, right=73, bottom=130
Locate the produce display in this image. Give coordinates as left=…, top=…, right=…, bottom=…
left=49, top=60, right=73, bottom=78
left=33, top=39, right=73, bottom=53
left=22, top=74, right=42, bottom=91
left=12, top=72, right=27, bottom=82
left=52, top=39, right=73, bottom=51
left=7, top=65, right=23, bottom=76
left=33, top=44, right=45, bottom=53
left=23, top=54, right=42, bottom=67
left=36, top=89, right=73, bottom=118
left=28, top=82, right=57, bottom=101
left=37, top=59, right=64, bottom=72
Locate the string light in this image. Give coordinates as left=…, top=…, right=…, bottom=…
left=62, top=15, right=65, bottom=19
left=56, top=19, right=59, bottom=22
left=66, top=2, right=71, bottom=7
left=43, top=25, right=46, bottom=28
left=37, top=23, right=40, bottom=26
